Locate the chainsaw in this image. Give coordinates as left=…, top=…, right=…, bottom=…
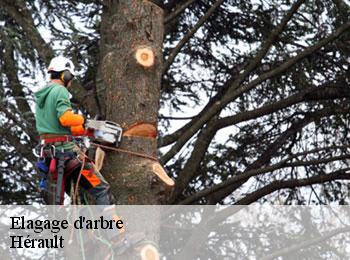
left=86, top=119, right=123, bottom=147
left=85, top=119, right=175, bottom=187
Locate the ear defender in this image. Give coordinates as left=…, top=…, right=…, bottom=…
left=60, top=70, right=74, bottom=86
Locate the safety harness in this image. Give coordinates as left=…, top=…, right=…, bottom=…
left=35, top=135, right=82, bottom=205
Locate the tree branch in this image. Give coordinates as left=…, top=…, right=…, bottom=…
left=159, top=21, right=350, bottom=164
left=159, top=0, right=305, bottom=148
left=235, top=168, right=350, bottom=205
left=1, top=0, right=100, bottom=115
left=192, top=115, right=312, bottom=204
left=171, top=81, right=350, bottom=203
left=261, top=226, right=350, bottom=260
left=2, top=32, right=33, bottom=118
left=161, top=80, right=350, bottom=167
left=164, top=0, right=198, bottom=24
left=0, top=102, right=36, bottom=141
left=160, top=0, right=305, bottom=147
left=159, top=76, right=235, bottom=147
left=0, top=127, right=36, bottom=162
left=1, top=0, right=54, bottom=64
left=204, top=107, right=346, bottom=204
left=217, top=84, right=350, bottom=130
left=179, top=153, right=350, bottom=204
left=170, top=117, right=219, bottom=201
left=237, top=0, right=306, bottom=81
left=162, top=0, right=225, bottom=74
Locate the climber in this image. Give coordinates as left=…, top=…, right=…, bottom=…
left=33, top=56, right=159, bottom=258
left=34, top=56, right=111, bottom=205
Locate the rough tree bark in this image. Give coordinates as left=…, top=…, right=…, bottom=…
left=99, top=0, right=165, bottom=204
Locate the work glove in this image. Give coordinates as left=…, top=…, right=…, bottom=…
left=59, top=110, right=84, bottom=127
left=70, top=125, right=85, bottom=136
left=71, top=125, right=94, bottom=137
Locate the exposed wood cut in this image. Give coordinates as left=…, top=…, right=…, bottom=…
left=135, top=46, right=155, bottom=68
left=152, top=162, right=175, bottom=187
left=95, top=146, right=105, bottom=171
left=123, top=122, right=157, bottom=138
left=140, top=244, right=159, bottom=260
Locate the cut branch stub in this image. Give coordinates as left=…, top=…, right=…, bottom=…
left=94, top=147, right=106, bottom=171
left=139, top=244, right=160, bottom=260
left=151, top=161, right=175, bottom=187
left=135, top=46, right=155, bottom=68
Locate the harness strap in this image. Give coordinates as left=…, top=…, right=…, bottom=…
left=91, top=142, right=158, bottom=161
left=56, top=153, right=66, bottom=205
left=40, top=135, right=74, bottom=144
left=65, top=159, right=81, bottom=175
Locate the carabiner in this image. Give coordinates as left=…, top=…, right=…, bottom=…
left=40, top=145, right=45, bottom=158
left=50, top=145, right=56, bottom=158
left=33, top=144, right=41, bottom=158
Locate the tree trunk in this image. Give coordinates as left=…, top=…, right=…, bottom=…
left=100, top=0, right=164, bottom=204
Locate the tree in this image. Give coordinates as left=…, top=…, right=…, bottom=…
left=99, top=0, right=165, bottom=204
left=0, top=0, right=350, bottom=205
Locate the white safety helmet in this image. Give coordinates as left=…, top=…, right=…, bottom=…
left=47, top=56, right=76, bottom=76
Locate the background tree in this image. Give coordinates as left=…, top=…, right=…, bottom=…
left=0, top=0, right=350, bottom=205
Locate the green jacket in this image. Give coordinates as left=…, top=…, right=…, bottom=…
left=35, top=83, right=74, bottom=150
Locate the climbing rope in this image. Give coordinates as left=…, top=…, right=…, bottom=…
left=78, top=222, right=87, bottom=260
left=90, top=142, right=158, bottom=162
